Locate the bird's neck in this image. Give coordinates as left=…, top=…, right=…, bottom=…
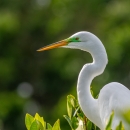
left=77, top=44, right=107, bottom=129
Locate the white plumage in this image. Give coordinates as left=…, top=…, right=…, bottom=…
left=38, top=31, right=130, bottom=130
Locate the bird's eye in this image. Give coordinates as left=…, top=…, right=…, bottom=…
left=75, top=37, right=79, bottom=40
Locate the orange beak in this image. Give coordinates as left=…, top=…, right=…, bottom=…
left=37, top=39, right=68, bottom=51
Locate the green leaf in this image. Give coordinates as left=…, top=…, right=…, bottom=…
left=52, top=119, right=60, bottom=130
left=87, top=120, right=93, bottom=130
left=123, top=109, right=130, bottom=124
left=73, top=107, right=79, bottom=117
left=93, top=124, right=98, bottom=130
left=116, top=121, right=125, bottom=130
left=30, top=119, right=43, bottom=130
left=105, top=111, right=114, bottom=130
left=44, top=122, right=46, bottom=130
left=71, top=117, right=79, bottom=130
left=47, top=123, right=53, bottom=130
left=63, top=115, right=73, bottom=129
left=35, top=113, right=45, bottom=127
left=67, top=99, right=72, bottom=118
left=77, top=112, right=84, bottom=121
left=67, top=95, right=78, bottom=118
left=25, top=113, right=34, bottom=130
left=68, top=95, right=78, bottom=108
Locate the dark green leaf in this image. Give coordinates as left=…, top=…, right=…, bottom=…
left=116, top=121, right=125, bottom=130
left=71, top=117, right=79, bottom=130
left=63, top=115, right=73, bottom=129
left=87, top=120, right=93, bottom=130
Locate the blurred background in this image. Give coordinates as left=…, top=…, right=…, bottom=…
left=0, top=0, right=130, bottom=129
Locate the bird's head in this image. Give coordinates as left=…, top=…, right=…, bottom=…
left=37, top=31, right=99, bottom=52
left=37, top=31, right=108, bottom=69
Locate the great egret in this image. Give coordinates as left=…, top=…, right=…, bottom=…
left=37, top=31, right=130, bottom=130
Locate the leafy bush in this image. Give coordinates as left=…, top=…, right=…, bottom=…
left=25, top=94, right=100, bottom=130
left=25, top=113, right=60, bottom=130
left=25, top=94, right=130, bottom=130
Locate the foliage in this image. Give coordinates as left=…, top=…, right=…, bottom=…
left=25, top=95, right=100, bottom=130
left=64, top=95, right=99, bottom=130
left=123, top=110, right=130, bottom=124
left=105, top=111, right=125, bottom=130
left=105, top=111, right=114, bottom=130
left=25, top=113, right=60, bottom=130
left=25, top=95, right=130, bottom=130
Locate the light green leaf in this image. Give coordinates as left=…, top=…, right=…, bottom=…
left=52, top=119, right=60, bottom=130
left=67, top=101, right=72, bottom=118
left=116, top=121, right=125, bottom=130
left=44, top=122, right=46, bottom=130
left=123, top=109, right=130, bottom=124
left=35, top=113, right=45, bottom=127
left=47, top=123, right=52, bottom=130
left=63, top=115, right=73, bottom=129
left=67, top=95, right=78, bottom=118
left=105, top=111, right=114, bottom=130
left=25, top=113, right=34, bottom=130
left=67, top=96, right=73, bottom=118
left=71, top=117, right=79, bottom=130
left=68, top=95, right=78, bottom=108
left=73, top=107, right=79, bottom=117
left=30, top=119, right=43, bottom=130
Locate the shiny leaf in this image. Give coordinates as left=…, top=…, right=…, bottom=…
left=30, top=119, right=43, bottom=130
left=25, top=113, right=34, bottom=130
left=67, top=95, right=73, bottom=118
left=52, top=119, right=60, bottom=130
left=47, top=123, right=53, bottom=130
left=35, top=113, right=45, bottom=127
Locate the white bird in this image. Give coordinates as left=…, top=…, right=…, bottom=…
left=37, top=31, right=130, bottom=130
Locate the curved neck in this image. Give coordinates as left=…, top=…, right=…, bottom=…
left=77, top=43, right=107, bottom=129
